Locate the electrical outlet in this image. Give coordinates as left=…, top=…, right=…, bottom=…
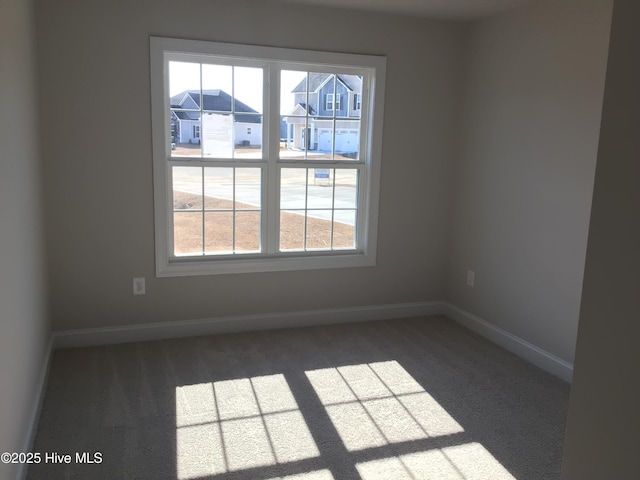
left=133, top=277, right=146, bottom=295
left=467, top=270, right=475, bottom=287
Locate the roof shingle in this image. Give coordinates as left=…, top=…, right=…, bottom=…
left=170, top=90, right=260, bottom=113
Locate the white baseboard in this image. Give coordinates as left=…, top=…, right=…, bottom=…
left=443, top=302, right=574, bottom=383
left=51, top=301, right=573, bottom=383
left=18, top=335, right=54, bottom=480
left=53, top=301, right=446, bottom=349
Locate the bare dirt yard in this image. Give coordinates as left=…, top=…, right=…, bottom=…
left=173, top=190, right=355, bottom=254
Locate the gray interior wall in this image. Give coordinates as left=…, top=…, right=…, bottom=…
left=562, top=0, right=640, bottom=476
left=35, top=0, right=464, bottom=330
left=0, top=0, right=50, bottom=477
left=446, top=0, right=613, bottom=363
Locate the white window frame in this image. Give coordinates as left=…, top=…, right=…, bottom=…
left=326, top=93, right=334, bottom=111
left=326, top=92, right=341, bottom=111
left=150, top=37, right=386, bottom=277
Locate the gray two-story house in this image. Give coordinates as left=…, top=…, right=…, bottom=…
left=284, top=73, right=362, bottom=155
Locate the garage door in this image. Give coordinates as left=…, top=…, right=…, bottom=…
left=318, top=129, right=359, bottom=153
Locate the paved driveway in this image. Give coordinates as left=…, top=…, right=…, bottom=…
left=173, top=167, right=358, bottom=225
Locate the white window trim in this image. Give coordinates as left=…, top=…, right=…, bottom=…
left=326, top=93, right=334, bottom=111
left=150, top=37, right=386, bottom=277
left=326, top=92, right=341, bottom=111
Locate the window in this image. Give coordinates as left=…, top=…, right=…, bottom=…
left=326, top=93, right=341, bottom=111
left=326, top=93, right=334, bottom=111
left=354, top=93, right=362, bottom=111
left=150, top=37, right=386, bottom=276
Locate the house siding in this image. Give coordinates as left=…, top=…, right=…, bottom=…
left=175, top=118, right=261, bottom=147
left=318, top=79, right=349, bottom=117
left=234, top=122, right=262, bottom=147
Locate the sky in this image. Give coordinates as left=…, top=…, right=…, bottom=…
left=169, top=61, right=306, bottom=114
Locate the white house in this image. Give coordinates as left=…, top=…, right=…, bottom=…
left=170, top=89, right=262, bottom=147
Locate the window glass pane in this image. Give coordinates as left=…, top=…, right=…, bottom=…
left=173, top=190, right=202, bottom=211
left=205, top=212, right=233, bottom=254
left=282, top=71, right=346, bottom=161
left=315, top=122, right=335, bottom=160
left=235, top=168, right=261, bottom=210
left=173, top=167, right=202, bottom=211
left=173, top=166, right=203, bottom=202
left=334, top=169, right=358, bottom=209
left=306, top=210, right=333, bottom=250
left=316, top=74, right=336, bottom=117
left=174, top=212, right=203, bottom=256
left=334, top=120, right=360, bottom=160
left=344, top=75, right=363, bottom=119
left=235, top=211, right=261, bottom=252
left=234, top=114, right=262, bottom=158
left=333, top=210, right=356, bottom=249
left=307, top=169, right=333, bottom=209
left=280, top=210, right=305, bottom=251
left=169, top=61, right=200, bottom=108
left=280, top=168, right=307, bottom=209
left=170, top=111, right=202, bottom=157
left=280, top=116, right=308, bottom=160
left=281, top=70, right=309, bottom=116
left=204, top=168, right=233, bottom=210
left=169, top=62, right=202, bottom=158
left=235, top=66, right=263, bottom=114
left=201, top=64, right=233, bottom=112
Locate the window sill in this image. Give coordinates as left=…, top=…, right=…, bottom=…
left=156, top=251, right=376, bottom=277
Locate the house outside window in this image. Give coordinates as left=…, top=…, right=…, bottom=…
left=150, top=37, right=386, bottom=276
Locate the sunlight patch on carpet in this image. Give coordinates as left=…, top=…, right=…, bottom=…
left=305, top=361, right=464, bottom=452
left=176, top=374, right=319, bottom=479
left=356, top=443, right=516, bottom=480
left=266, top=470, right=335, bottom=480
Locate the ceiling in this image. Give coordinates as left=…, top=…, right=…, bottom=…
left=267, top=0, right=534, bottom=21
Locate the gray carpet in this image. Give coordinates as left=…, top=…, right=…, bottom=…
left=28, top=316, right=569, bottom=479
